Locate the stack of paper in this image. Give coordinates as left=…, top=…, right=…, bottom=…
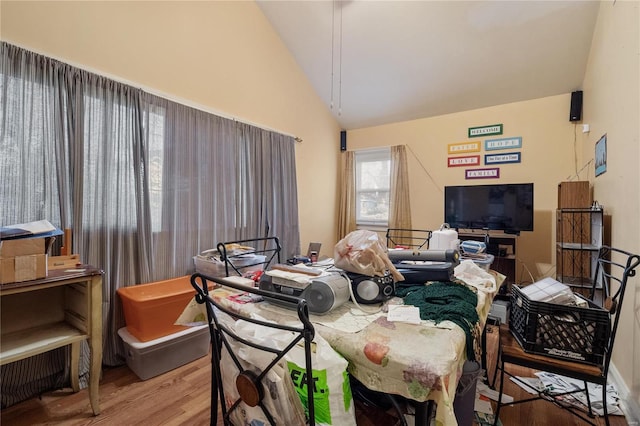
left=475, top=382, right=510, bottom=426
left=0, top=220, right=61, bottom=240
left=535, top=372, right=622, bottom=416
left=520, top=277, right=575, bottom=305
left=508, top=372, right=622, bottom=416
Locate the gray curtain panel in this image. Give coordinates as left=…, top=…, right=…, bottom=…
left=0, top=41, right=300, bottom=407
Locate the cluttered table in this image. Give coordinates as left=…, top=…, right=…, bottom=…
left=180, top=260, right=503, bottom=425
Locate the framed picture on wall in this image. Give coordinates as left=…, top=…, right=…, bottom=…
left=595, top=134, right=607, bottom=177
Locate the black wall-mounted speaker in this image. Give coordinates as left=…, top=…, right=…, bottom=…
left=570, top=90, right=583, bottom=122
left=340, top=130, right=347, bottom=151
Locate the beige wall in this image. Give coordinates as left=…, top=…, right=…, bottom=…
left=348, top=94, right=579, bottom=283
left=582, top=0, right=640, bottom=413
left=0, top=0, right=342, bottom=256
left=348, top=0, right=639, bottom=413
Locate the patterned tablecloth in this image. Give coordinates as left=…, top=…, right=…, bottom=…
left=178, top=263, right=503, bottom=426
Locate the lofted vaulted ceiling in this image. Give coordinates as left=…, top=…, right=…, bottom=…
left=257, top=1, right=600, bottom=130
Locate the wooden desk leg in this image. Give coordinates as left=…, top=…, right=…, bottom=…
left=481, top=322, right=488, bottom=382
left=70, top=342, right=80, bottom=392
left=89, top=275, right=103, bottom=415
left=414, top=400, right=435, bottom=425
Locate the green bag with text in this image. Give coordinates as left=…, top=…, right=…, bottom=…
left=285, top=332, right=356, bottom=426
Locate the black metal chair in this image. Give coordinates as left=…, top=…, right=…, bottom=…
left=385, top=228, right=432, bottom=250
left=492, top=246, right=640, bottom=426
left=217, top=237, right=281, bottom=277
left=191, top=272, right=316, bottom=425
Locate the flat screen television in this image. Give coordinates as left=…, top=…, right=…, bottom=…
left=444, top=183, right=534, bottom=233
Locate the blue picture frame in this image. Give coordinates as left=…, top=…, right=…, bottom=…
left=595, top=134, right=607, bottom=177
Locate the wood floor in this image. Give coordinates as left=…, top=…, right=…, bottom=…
left=1, top=325, right=630, bottom=426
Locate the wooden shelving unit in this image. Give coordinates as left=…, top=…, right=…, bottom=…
left=557, top=181, right=591, bottom=209
left=556, top=207, right=604, bottom=291
left=555, top=180, right=607, bottom=296
left=0, top=267, right=103, bottom=415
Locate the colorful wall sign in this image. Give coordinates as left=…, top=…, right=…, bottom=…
left=485, top=136, right=522, bottom=151
left=485, top=152, right=521, bottom=165
left=448, top=155, right=480, bottom=167
left=468, top=124, right=503, bottom=138
left=465, top=168, right=500, bottom=179
left=447, top=141, right=481, bottom=154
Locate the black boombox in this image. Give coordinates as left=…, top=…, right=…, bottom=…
left=346, top=271, right=395, bottom=304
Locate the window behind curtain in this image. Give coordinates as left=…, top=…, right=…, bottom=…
left=146, top=107, right=166, bottom=233
left=0, top=42, right=300, bottom=407
left=82, top=90, right=143, bottom=231
left=354, top=148, right=391, bottom=226
left=0, top=56, right=64, bottom=225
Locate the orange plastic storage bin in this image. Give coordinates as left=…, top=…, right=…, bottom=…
left=117, top=275, right=210, bottom=342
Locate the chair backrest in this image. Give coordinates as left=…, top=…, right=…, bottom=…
left=591, top=246, right=640, bottom=373
left=385, top=228, right=431, bottom=250
left=191, top=272, right=316, bottom=426
left=217, top=237, right=281, bottom=277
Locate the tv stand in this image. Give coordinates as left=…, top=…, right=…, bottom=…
left=458, top=230, right=517, bottom=290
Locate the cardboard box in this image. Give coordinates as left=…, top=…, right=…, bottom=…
left=48, top=254, right=81, bottom=270
left=0, top=237, right=45, bottom=257
left=0, top=254, right=47, bottom=284
left=0, top=238, right=47, bottom=284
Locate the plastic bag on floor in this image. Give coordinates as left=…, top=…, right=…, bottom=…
left=233, top=316, right=357, bottom=426
left=285, top=331, right=356, bottom=426
left=219, top=327, right=307, bottom=425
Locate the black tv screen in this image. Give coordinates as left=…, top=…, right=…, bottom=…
left=444, top=183, right=534, bottom=233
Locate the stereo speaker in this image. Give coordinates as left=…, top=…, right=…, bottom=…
left=340, top=130, right=347, bottom=151
left=570, top=90, right=583, bottom=122
left=301, top=275, right=350, bottom=314
left=258, top=273, right=350, bottom=314
left=348, top=272, right=395, bottom=304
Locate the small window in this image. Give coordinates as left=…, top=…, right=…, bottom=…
left=355, top=148, right=391, bottom=226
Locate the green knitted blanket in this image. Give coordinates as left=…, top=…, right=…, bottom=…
left=396, top=281, right=479, bottom=361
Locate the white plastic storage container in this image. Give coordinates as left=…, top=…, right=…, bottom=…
left=118, top=325, right=210, bottom=380
left=193, top=255, right=227, bottom=276
left=471, top=253, right=494, bottom=271
left=489, top=299, right=510, bottom=325
left=431, top=224, right=459, bottom=250
left=193, top=253, right=267, bottom=276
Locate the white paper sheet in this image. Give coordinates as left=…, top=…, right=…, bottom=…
left=387, top=304, right=422, bottom=324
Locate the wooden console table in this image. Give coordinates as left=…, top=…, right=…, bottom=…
left=0, top=266, right=103, bottom=415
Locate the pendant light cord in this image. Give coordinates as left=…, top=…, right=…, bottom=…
left=330, top=0, right=335, bottom=110
left=330, top=0, right=343, bottom=116
left=338, top=2, right=343, bottom=116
